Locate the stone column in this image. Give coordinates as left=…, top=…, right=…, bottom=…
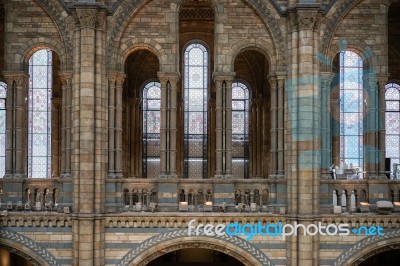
left=3, top=72, right=28, bottom=179
left=107, top=73, right=116, bottom=178
left=71, top=6, right=108, bottom=266
left=377, top=74, right=390, bottom=177
left=277, top=75, right=286, bottom=176
left=286, top=9, right=322, bottom=266
left=269, top=76, right=278, bottom=176
left=363, top=73, right=380, bottom=178
left=320, top=72, right=334, bottom=178
left=158, top=72, right=180, bottom=178
left=59, top=71, right=73, bottom=179
left=52, top=98, right=61, bottom=177
left=213, top=72, right=235, bottom=178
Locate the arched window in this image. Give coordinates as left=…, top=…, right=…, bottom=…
left=183, top=43, right=208, bottom=179
left=142, top=81, right=161, bottom=178
left=232, top=82, right=250, bottom=178
left=28, top=49, right=52, bottom=178
left=339, top=50, right=364, bottom=169
left=0, top=81, right=6, bottom=178
left=385, top=83, right=400, bottom=173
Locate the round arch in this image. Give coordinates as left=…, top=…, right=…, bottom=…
left=118, top=40, right=165, bottom=72
left=229, top=41, right=276, bottom=74
left=325, top=39, right=374, bottom=73
left=17, top=38, right=66, bottom=71
left=333, top=229, right=400, bottom=266
left=107, top=0, right=285, bottom=69
left=116, top=228, right=275, bottom=266
left=0, top=228, right=61, bottom=266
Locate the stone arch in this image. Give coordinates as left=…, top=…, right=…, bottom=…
left=107, top=0, right=285, bottom=69
left=118, top=39, right=166, bottom=72
left=0, top=228, right=61, bottom=266
left=117, top=228, right=275, bottom=266
left=32, top=0, right=73, bottom=68
left=17, top=38, right=67, bottom=71
left=333, top=229, right=400, bottom=266
left=229, top=40, right=277, bottom=73
left=325, top=40, right=374, bottom=72
left=321, top=0, right=364, bottom=58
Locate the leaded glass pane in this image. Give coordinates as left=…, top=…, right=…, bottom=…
left=184, top=43, right=208, bottom=179
left=385, top=83, right=400, bottom=174
left=0, top=82, right=6, bottom=178
left=28, top=49, right=52, bottom=178
left=142, top=81, right=161, bottom=178
left=232, top=82, right=250, bottom=178
left=339, top=50, right=363, bottom=168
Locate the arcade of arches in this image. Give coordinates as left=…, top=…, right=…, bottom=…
left=1, top=0, right=400, bottom=265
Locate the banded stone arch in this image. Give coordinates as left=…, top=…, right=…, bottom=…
left=107, top=0, right=285, bottom=69
left=118, top=39, right=167, bottom=72
left=17, top=38, right=67, bottom=70
left=228, top=40, right=277, bottom=73
left=333, top=229, right=400, bottom=266
left=0, top=228, right=61, bottom=266
left=117, top=228, right=276, bottom=266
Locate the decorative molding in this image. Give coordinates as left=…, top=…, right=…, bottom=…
left=334, top=229, right=400, bottom=266
left=116, top=228, right=275, bottom=266
left=0, top=228, right=61, bottom=266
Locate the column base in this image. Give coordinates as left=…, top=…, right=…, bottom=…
left=159, top=174, right=179, bottom=179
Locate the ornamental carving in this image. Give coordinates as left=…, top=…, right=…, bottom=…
left=116, top=228, right=275, bottom=266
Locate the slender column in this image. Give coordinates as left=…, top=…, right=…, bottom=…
left=115, top=73, right=125, bottom=178
left=377, top=74, right=389, bottom=177
left=320, top=72, right=334, bottom=178
left=363, top=73, right=379, bottom=178
left=3, top=75, right=14, bottom=178
left=59, top=71, right=73, bottom=178
left=158, top=76, right=168, bottom=177
left=158, top=72, right=180, bottom=178
left=225, top=79, right=233, bottom=176
left=107, top=74, right=116, bottom=178
left=52, top=98, right=61, bottom=177
left=277, top=76, right=286, bottom=176
left=3, top=72, right=28, bottom=178
left=269, top=76, right=278, bottom=176
left=169, top=75, right=179, bottom=177
left=214, top=77, right=223, bottom=177
left=213, top=72, right=235, bottom=178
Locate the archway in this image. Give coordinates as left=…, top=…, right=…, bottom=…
left=147, top=248, right=245, bottom=266
left=357, top=248, right=400, bottom=266
left=118, top=228, right=275, bottom=266
left=0, top=248, right=34, bottom=266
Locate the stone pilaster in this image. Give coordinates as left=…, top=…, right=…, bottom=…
left=213, top=72, right=235, bottom=178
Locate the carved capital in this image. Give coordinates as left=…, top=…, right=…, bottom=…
left=2, top=71, right=29, bottom=88
left=74, top=8, right=106, bottom=29
left=157, top=72, right=180, bottom=87
left=212, top=72, right=236, bottom=84
left=320, top=72, right=335, bottom=89
left=376, top=73, right=390, bottom=89
left=59, top=70, right=73, bottom=87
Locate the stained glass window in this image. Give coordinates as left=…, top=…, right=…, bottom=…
left=339, top=50, right=363, bottom=169
left=385, top=83, right=400, bottom=174
left=0, top=81, right=6, bottom=178
left=232, top=82, right=250, bottom=178
left=28, top=49, right=52, bottom=178
left=142, top=81, right=161, bottom=178
left=184, top=43, right=208, bottom=179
